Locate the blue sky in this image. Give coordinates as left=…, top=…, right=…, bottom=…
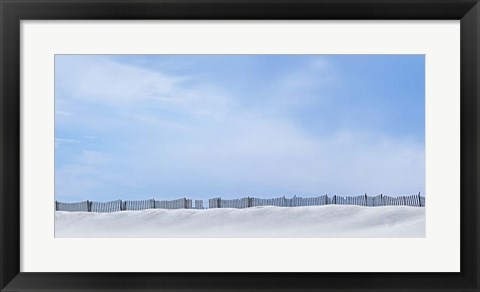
left=55, top=55, right=425, bottom=202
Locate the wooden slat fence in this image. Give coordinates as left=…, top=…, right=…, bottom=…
left=125, top=199, right=155, bottom=211
left=56, top=194, right=425, bottom=212
left=91, top=200, right=122, bottom=213
left=154, top=198, right=191, bottom=209
left=251, top=196, right=289, bottom=207
left=218, top=197, right=250, bottom=208
left=291, top=195, right=329, bottom=207
left=208, top=193, right=425, bottom=209
left=56, top=198, right=194, bottom=212
left=56, top=200, right=89, bottom=212
left=209, top=198, right=221, bottom=209
left=194, top=200, right=204, bottom=209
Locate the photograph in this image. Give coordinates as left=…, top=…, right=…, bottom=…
left=3, top=0, right=479, bottom=290
left=54, top=54, right=426, bottom=238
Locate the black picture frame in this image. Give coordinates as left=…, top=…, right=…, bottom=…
left=1, top=0, right=479, bottom=291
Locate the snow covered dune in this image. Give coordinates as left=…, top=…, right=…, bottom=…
left=55, top=205, right=425, bottom=238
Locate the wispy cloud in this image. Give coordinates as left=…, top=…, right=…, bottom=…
left=55, top=137, right=80, bottom=148
left=55, top=55, right=425, bottom=201
left=56, top=56, right=235, bottom=119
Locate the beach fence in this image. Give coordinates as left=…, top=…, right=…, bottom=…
left=55, top=198, right=193, bottom=212
left=194, top=200, right=204, bottom=209
left=154, top=198, right=191, bottom=210
left=208, top=193, right=425, bottom=209
left=91, top=200, right=122, bottom=212
left=56, top=201, right=89, bottom=212
left=55, top=194, right=425, bottom=212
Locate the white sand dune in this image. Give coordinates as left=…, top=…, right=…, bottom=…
left=55, top=205, right=425, bottom=238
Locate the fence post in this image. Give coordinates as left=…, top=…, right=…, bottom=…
left=333, top=195, right=336, bottom=205
left=403, top=196, right=407, bottom=206
left=380, top=194, right=383, bottom=206
left=55, top=200, right=58, bottom=211
left=364, top=193, right=368, bottom=206
left=417, top=192, right=422, bottom=207
left=87, top=200, right=92, bottom=212
left=325, top=195, right=328, bottom=205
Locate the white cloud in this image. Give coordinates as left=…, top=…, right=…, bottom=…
left=55, top=137, right=79, bottom=148
left=148, top=115, right=424, bottom=196
left=82, top=109, right=423, bottom=198
left=55, top=56, right=425, bottom=200
left=56, top=56, right=235, bottom=119
left=57, top=57, right=177, bottom=102
left=284, top=57, right=338, bottom=89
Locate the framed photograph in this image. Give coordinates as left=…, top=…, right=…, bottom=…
left=1, top=0, right=479, bottom=291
